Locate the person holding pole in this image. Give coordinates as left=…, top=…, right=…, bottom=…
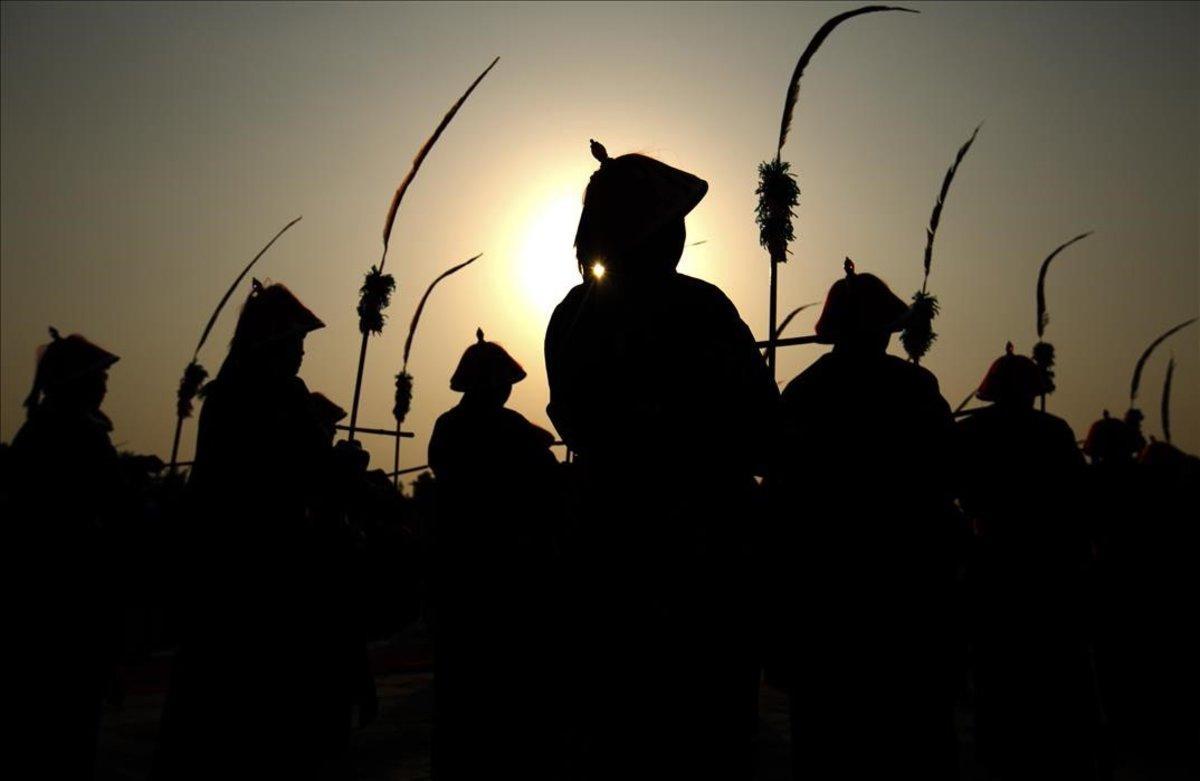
left=545, top=141, right=777, bottom=779
left=154, top=282, right=366, bottom=780
left=427, top=328, right=560, bottom=779
left=768, top=259, right=959, bottom=780
left=956, top=343, right=1100, bottom=779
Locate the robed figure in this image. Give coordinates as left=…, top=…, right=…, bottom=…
left=545, top=141, right=778, bottom=779
left=1086, top=413, right=1200, bottom=760
left=957, top=344, right=1100, bottom=779
left=427, top=330, right=561, bottom=779
left=769, top=261, right=960, bottom=780
left=154, top=283, right=366, bottom=780
left=8, top=330, right=126, bottom=778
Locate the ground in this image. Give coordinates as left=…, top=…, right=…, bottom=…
left=94, top=643, right=1195, bottom=780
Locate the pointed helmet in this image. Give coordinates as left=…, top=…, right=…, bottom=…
left=230, top=280, right=324, bottom=352
left=24, top=327, right=119, bottom=409
left=574, top=139, right=708, bottom=275
left=813, top=258, right=910, bottom=344
left=975, top=342, right=1048, bottom=403
left=450, top=328, right=526, bottom=393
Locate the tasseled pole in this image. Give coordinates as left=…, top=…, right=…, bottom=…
left=768, top=258, right=779, bottom=380
left=756, top=155, right=800, bottom=384
left=347, top=264, right=396, bottom=442
left=347, top=332, right=371, bottom=442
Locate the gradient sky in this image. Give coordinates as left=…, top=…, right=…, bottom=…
left=3, top=1, right=1198, bottom=477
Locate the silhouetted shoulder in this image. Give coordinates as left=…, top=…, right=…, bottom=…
left=547, top=283, right=590, bottom=327
left=882, top=353, right=944, bottom=396
left=958, top=405, right=1077, bottom=442
left=671, top=273, right=751, bottom=323
left=782, top=352, right=942, bottom=402
left=497, top=407, right=556, bottom=450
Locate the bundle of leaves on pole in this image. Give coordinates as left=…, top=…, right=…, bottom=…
left=756, top=5, right=916, bottom=381
left=169, top=216, right=302, bottom=472
left=345, top=56, right=499, bottom=442
left=901, top=124, right=980, bottom=364
left=1032, top=231, right=1092, bottom=410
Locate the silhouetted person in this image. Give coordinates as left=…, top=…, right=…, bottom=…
left=957, top=344, right=1100, bottom=779
left=545, top=141, right=778, bottom=779
left=427, top=329, right=561, bottom=779
left=1128, top=440, right=1200, bottom=757
left=1088, top=420, right=1199, bottom=759
left=769, top=261, right=959, bottom=780
left=154, top=282, right=363, bottom=780
left=10, top=329, right=125, bottom=779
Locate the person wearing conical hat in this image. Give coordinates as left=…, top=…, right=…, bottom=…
left=1116, top=437, right=1200, bottom=754
left=154, top=282, right=364, bottom=779
left=308, top=392, right=347, bottom=445
left=955, top=343, right=1100, bottom=778
left=768, top=260, right=959, bottom=780
left=545, top=141, right=777, bottom=779
left=8, top=328, right=128, bottom=778
left=1083, top=410, right=1143, bottom=466
left=1084, top=416, right=1199, bottom=754
left=427, top=328, right=560, bottom=780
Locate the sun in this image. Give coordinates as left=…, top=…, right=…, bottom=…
left=516, top=192, right=585, bottom=316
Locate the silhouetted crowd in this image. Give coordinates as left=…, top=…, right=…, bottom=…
left=3, top=145, right=1197, bottom=780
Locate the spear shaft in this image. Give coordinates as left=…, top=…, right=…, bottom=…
left=168, top=415, right=186, bottom=474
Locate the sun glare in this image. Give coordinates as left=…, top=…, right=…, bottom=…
left=517, top=193, right=584, bottom=315
left=591, top=262, right=605, bottom=280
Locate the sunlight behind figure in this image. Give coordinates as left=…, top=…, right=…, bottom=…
left=591, top=262, right=606, bottom=280
left=517, top=192, right=582, bottom=315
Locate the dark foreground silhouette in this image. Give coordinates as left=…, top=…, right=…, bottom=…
left=3, top=145, right=1198, bottom=781
left=769, top=261, right=960, bottom=780
left=427, top=329, right=562, bottom=779
left=546, top=143, right=778, bottom=780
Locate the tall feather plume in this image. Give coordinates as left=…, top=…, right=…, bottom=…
left=381, top=57, right=499, bottom=259
left=1035, top=231, right=1092, bottom=339
left=902, top=125, right=980, bottom=365
left=1032, top=230, right=1091, bottom=401
left=1130, top=317, right=1196, bottom=404
left=776, top=5, right=918, bottom=157
left=402, top=253, right=483, bottom=371
left=349, top=58, right=498, bottom=444
left=1161, top=355, right=1175, bottom=444
left=922, top=124, right=980, bottom=291
left=392, top=253, right=482, bottom=426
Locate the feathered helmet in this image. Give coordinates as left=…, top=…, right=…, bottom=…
left=813, top=259, right=910, bottom=344
left=573, top=139, right=708, bottom=276
left=231, top=280, right=324, bottom=352
left=1083, top=410, right=1142, bottom=462
left=24, top=327, right=119, bottom=410
left=975, top=342, right=1048, bottom=403
left=450, top=328, right=526, bottom=393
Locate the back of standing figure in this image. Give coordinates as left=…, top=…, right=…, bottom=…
left=770, top=260, right=959, bottom=780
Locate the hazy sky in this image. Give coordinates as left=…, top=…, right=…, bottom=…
left=3, top=1, right=1198, bottom=476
